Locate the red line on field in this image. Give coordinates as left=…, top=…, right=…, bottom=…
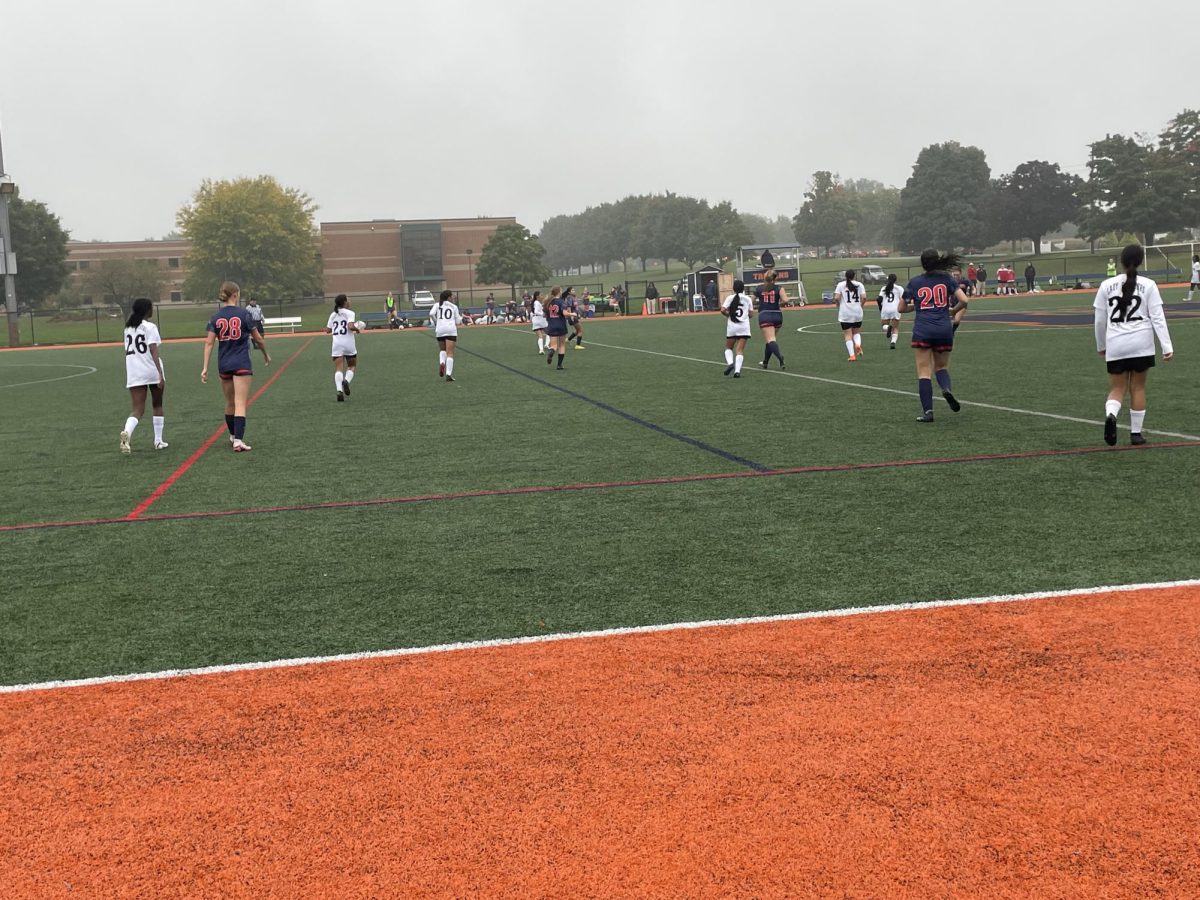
left=123, top=337, right=315, bottom=520
left=3, top=440, right=1197, bottom=534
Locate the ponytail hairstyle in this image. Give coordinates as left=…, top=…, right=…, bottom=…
left=763, top=269, right=777, bottom=285
left=844, top=269, right=858, bottom=300
left=733, top=279, right=745, bottom=296
left=437, top=288, right=454, bottom=311
left=884, top=273, right=897, bottom=299
left=334, top=293, right=349, bottom=311
left=531, top=289, right=541, bottom=310
left=920, top=249, right=963, bottom=273
left=218, top=281, right=240, bottom=304
left=1116, top=243, right=1145, bottom=321
left=126, top=297, right=154, bottom=329
left=1193, top=254, right=1199, bottom=263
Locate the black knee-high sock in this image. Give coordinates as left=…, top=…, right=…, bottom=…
left=233, top=416, right=246, bottom=440
left=557, top=353, right=565, bottom=366
left=225, top=414, right=235, bottom=434
left=763, top=343, right=772, bottom=366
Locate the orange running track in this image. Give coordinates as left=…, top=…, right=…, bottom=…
left=3, top=586, right=1199, bottom=897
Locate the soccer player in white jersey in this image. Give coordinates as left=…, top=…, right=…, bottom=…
left=529, top=290, right=549, bottom=354
left=1094, top=244, right=1174, bottom=446
left=1188, top=254, right=1199, bottom=301
left=326, top=294, right=363, bottom=402
left=119, top=297, right=167, bottom=453
left=721, top=279, right=753, bottom=378
left=835, top=270, right=868, bottom=361
left=877, top=273, right=902, bottom=350
left=433, top=289, right=463, bottom=381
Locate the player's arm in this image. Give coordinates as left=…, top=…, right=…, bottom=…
left=150, top=341, right=164, bottom=384
left=1145, top=282, right=1173, bottom=360
left=1093, top=296, right=1108, bottom=356
left=252, top=327, right=271, bottom=365
left=898, top=291, right=913, bottom=314
left=200, top=331, right=216, bottom=382
left=949, top=287, right=969, bottom=315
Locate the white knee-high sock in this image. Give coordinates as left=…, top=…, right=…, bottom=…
left=439, top=350, right=447, bottom=365
left=845, top=340, right=855, bottom=357
left=345, top=369, right=355, bottom=383
left=1105, top=398, right=1122, bottom=418
left=853, top=333, right=862, bottom=349
left=734, top=354, right=743, bottom=373
left=335, top=371, right=344, bottom=390
left=446, top=357, right=455, bottom=376
left=152, top=416, right=164, bottom=443
left=724, top=348, right=734, bottom=365
left=124, top=416, right=138, bottom=436
left=1130, top=409, right=1145, bottom=433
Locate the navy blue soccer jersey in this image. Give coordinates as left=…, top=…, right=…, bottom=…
left=755, top=285, right=784, bottom=325
left=903, top=272, right=960, bottom=328
left=545, top=297, right=569, bottom=335
left=207, top=307, right=256, bottom=374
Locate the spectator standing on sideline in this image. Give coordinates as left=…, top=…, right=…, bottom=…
left=645, top=281, right=660, bottom=315
left=1107, top=258, right=1117, bottom=278
left=484, top=293, right=496, bottom=324
left=244, top=296, right=265, bottom=334
left=385, top=292, right=396, bottom=326
left=1024, top=262, right=1036, bottom=293
left=704, top=278, right=717, bottom=310
left=966, top=263, right=977, bottom=295
left=976, top=264, right=988, bottom=295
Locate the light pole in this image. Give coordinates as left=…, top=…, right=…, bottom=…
left=466, top=248, right=474, bottom=303
left=0, top=123, right=19, bottom=347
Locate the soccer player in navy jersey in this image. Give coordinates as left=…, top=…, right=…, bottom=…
left=544, top=287, right=569, bottom=370
left=899, top=250, right=968, bottom=423
left=201, top=281, right=270, bottom=451
left=755, top=269, right=787, bottom=369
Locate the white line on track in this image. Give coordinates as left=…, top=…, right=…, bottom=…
left=3, top=579, right=1197, bottom=695
left=0, top=364, right=98, bottom=389
left=578, top=339, right=1200, bottom=442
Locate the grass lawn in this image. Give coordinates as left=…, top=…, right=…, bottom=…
left=2, top=289, right=1196, bottom=685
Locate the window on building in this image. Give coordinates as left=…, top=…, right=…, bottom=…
left=168, top=257, right=180, bottom=269
left=401, top=223, right=444, bottom=279
left=83, top=295, right=94, bottom=305
left=78, top=260, right=91, bottom=270
left=170, top=291, right=182, bottom=303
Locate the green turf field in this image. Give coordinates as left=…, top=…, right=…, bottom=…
left=2, top=290, right=1197, bottom=686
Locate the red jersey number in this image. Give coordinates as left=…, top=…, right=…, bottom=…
left=217, top=317, right=243, bottom=341
left=917, top=284, right=949, bottom=309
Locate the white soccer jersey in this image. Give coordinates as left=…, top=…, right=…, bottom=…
left=124, top=322, right=163, bottom=387
left=877, top=285, right=902, bottom=319
left=1093, top=275, right=1173, bottom=361
left=1191, top=260, right=1199, bottom=284
left=530, top=300, right=548, bottom=330
left=327, top=308, right=358, bottom=357
left=722, top=293, right=753, bottom=337
left=433, top=301, right=462, bottom=338
left=836, top=280, right=867, bottom=323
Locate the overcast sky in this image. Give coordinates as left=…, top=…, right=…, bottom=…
left=2, top=0, right=1195, bottom=241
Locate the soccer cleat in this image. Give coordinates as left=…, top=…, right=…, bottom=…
left=438, top=362, right=446, bottom=378
left=337, top=391, right=345, bottom=402
left=1104, top=414, right=1118, bottom=446
left=445, top=375, right=455, bottom=382
left=916, top=411, right=935, bottom=423
left=546, top=351, right=554, bottom=365
left=233, top=439, right=252, bottom=452
left=942, top=390, right=961, bottom=412
left=779, top=364, right=785, bottom=371
left=723, top=364, right=734, bottom=376
left=890, top=344, right=896, bottom=350
left=119, top=431, right=131, bottom=455
left=1130, top=432, right=1147, bottom=446
left=575, top=344, right=586, bottom=350
left=153, top=441, right=169, bottom=450
left=847, top=355, right=857, bottom=362
left=759, top=361, right=768, bottom=370
left=733, top=372, right=741, bottom=378
left=342, top=378, right=350, bottom=397
left=556, top=365, right=564, bottom=370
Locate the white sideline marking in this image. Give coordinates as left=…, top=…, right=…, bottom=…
left=0, top=364, right=98, bottom=389
left=580, top=340, right=1200, bottom=442
left=2, top=579, right=1198, bottom=695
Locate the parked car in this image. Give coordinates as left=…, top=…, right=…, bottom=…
left=411, top=289, right=436, bottom=308
left=860, top=265, right=888, bottom=283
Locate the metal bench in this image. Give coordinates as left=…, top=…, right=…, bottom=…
left=262, top=316, right=302, bottom=333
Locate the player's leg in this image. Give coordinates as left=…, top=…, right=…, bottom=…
left=556, top=334, right=566, bottom=370
left=444, top=339, right=457, bottom=380
left=220, top=376, right=237, bottom=445
left=852, top=325, right=863, bottom=357
left=890, top=317, right=900, bottom=348
left=761, top=325, right=775, bottom=368
left=842, top=323, right=856, bottom=361
left=231, top=374, right=252, bottom=450
left=724, top=337, right=735, bottom=375
left=1103, top=370, right=1127, bottom=446
left=334, top=356, right=346, bottom=399
left=343, top=355, right=356, bottom=394
left=574, top=319, right=584, bottom=348
left=933, top=349, right=958, bottom=411
left=733, top=337, right=747, bottom=376
left=1128, top=369, right=1148, bottom=444
left=121, top=385, right=147, bottom=453
left=914, top=347, right=935, bottom=421
left=438, top=338, right=448, bottom=378
left=149, top=383, right=167, bottom=449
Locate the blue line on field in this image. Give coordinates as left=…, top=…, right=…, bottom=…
left=458, top=345, right=771, bottom=473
